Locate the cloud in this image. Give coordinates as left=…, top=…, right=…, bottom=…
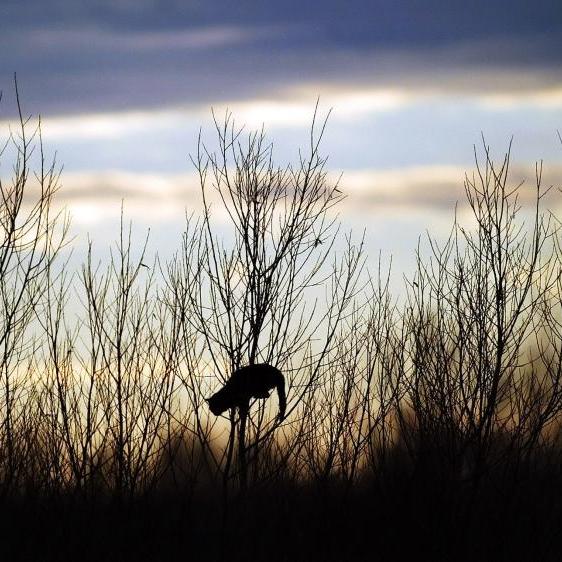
left=3, top=0, right=560, bottom=47
left=1, top=4, right=561, bottom=119
left=3, top=78, right=561, bottom=146
left=339, top=163, right=562, bottom=218
left=47, top=169, right=244, bottom=226
left=478, top=88, right=562, bottom=110
left=32, top=109, right=189, bottom=140
left=21, top=25, right=278, bottom=53
left=224, top=88, right=414, bottom=128
left=59, top=170, right=190, bottom=201
left=32, top=87, right=413, bottom=139
left=36, top=160, right=562, bottom=228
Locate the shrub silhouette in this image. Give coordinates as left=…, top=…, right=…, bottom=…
left=1, top=84, right=562, bottom=561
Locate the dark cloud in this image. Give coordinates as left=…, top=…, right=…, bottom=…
left=0, top=1, right=560, bottom=117
left=3, top=0, right=561, bottom=40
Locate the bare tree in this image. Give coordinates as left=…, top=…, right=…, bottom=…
left=0, top=79, right=69, bottom=492
left=166, top=107, right=365, bottom=491
left=398, top=140, right=558, bottom=484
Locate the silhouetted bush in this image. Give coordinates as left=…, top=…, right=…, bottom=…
left=1, top=87, right=562, bottom=560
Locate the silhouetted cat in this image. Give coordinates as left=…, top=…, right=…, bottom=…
left=207, top=363, right=286, bottom=421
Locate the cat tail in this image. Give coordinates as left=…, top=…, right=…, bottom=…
left=275, top=372, right=286, bottom=422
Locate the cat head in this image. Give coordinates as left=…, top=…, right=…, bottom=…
left=206, top=390, right=229, bottom=416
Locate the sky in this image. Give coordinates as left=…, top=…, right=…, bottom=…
left=1, top=0, right=561, bottom=285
